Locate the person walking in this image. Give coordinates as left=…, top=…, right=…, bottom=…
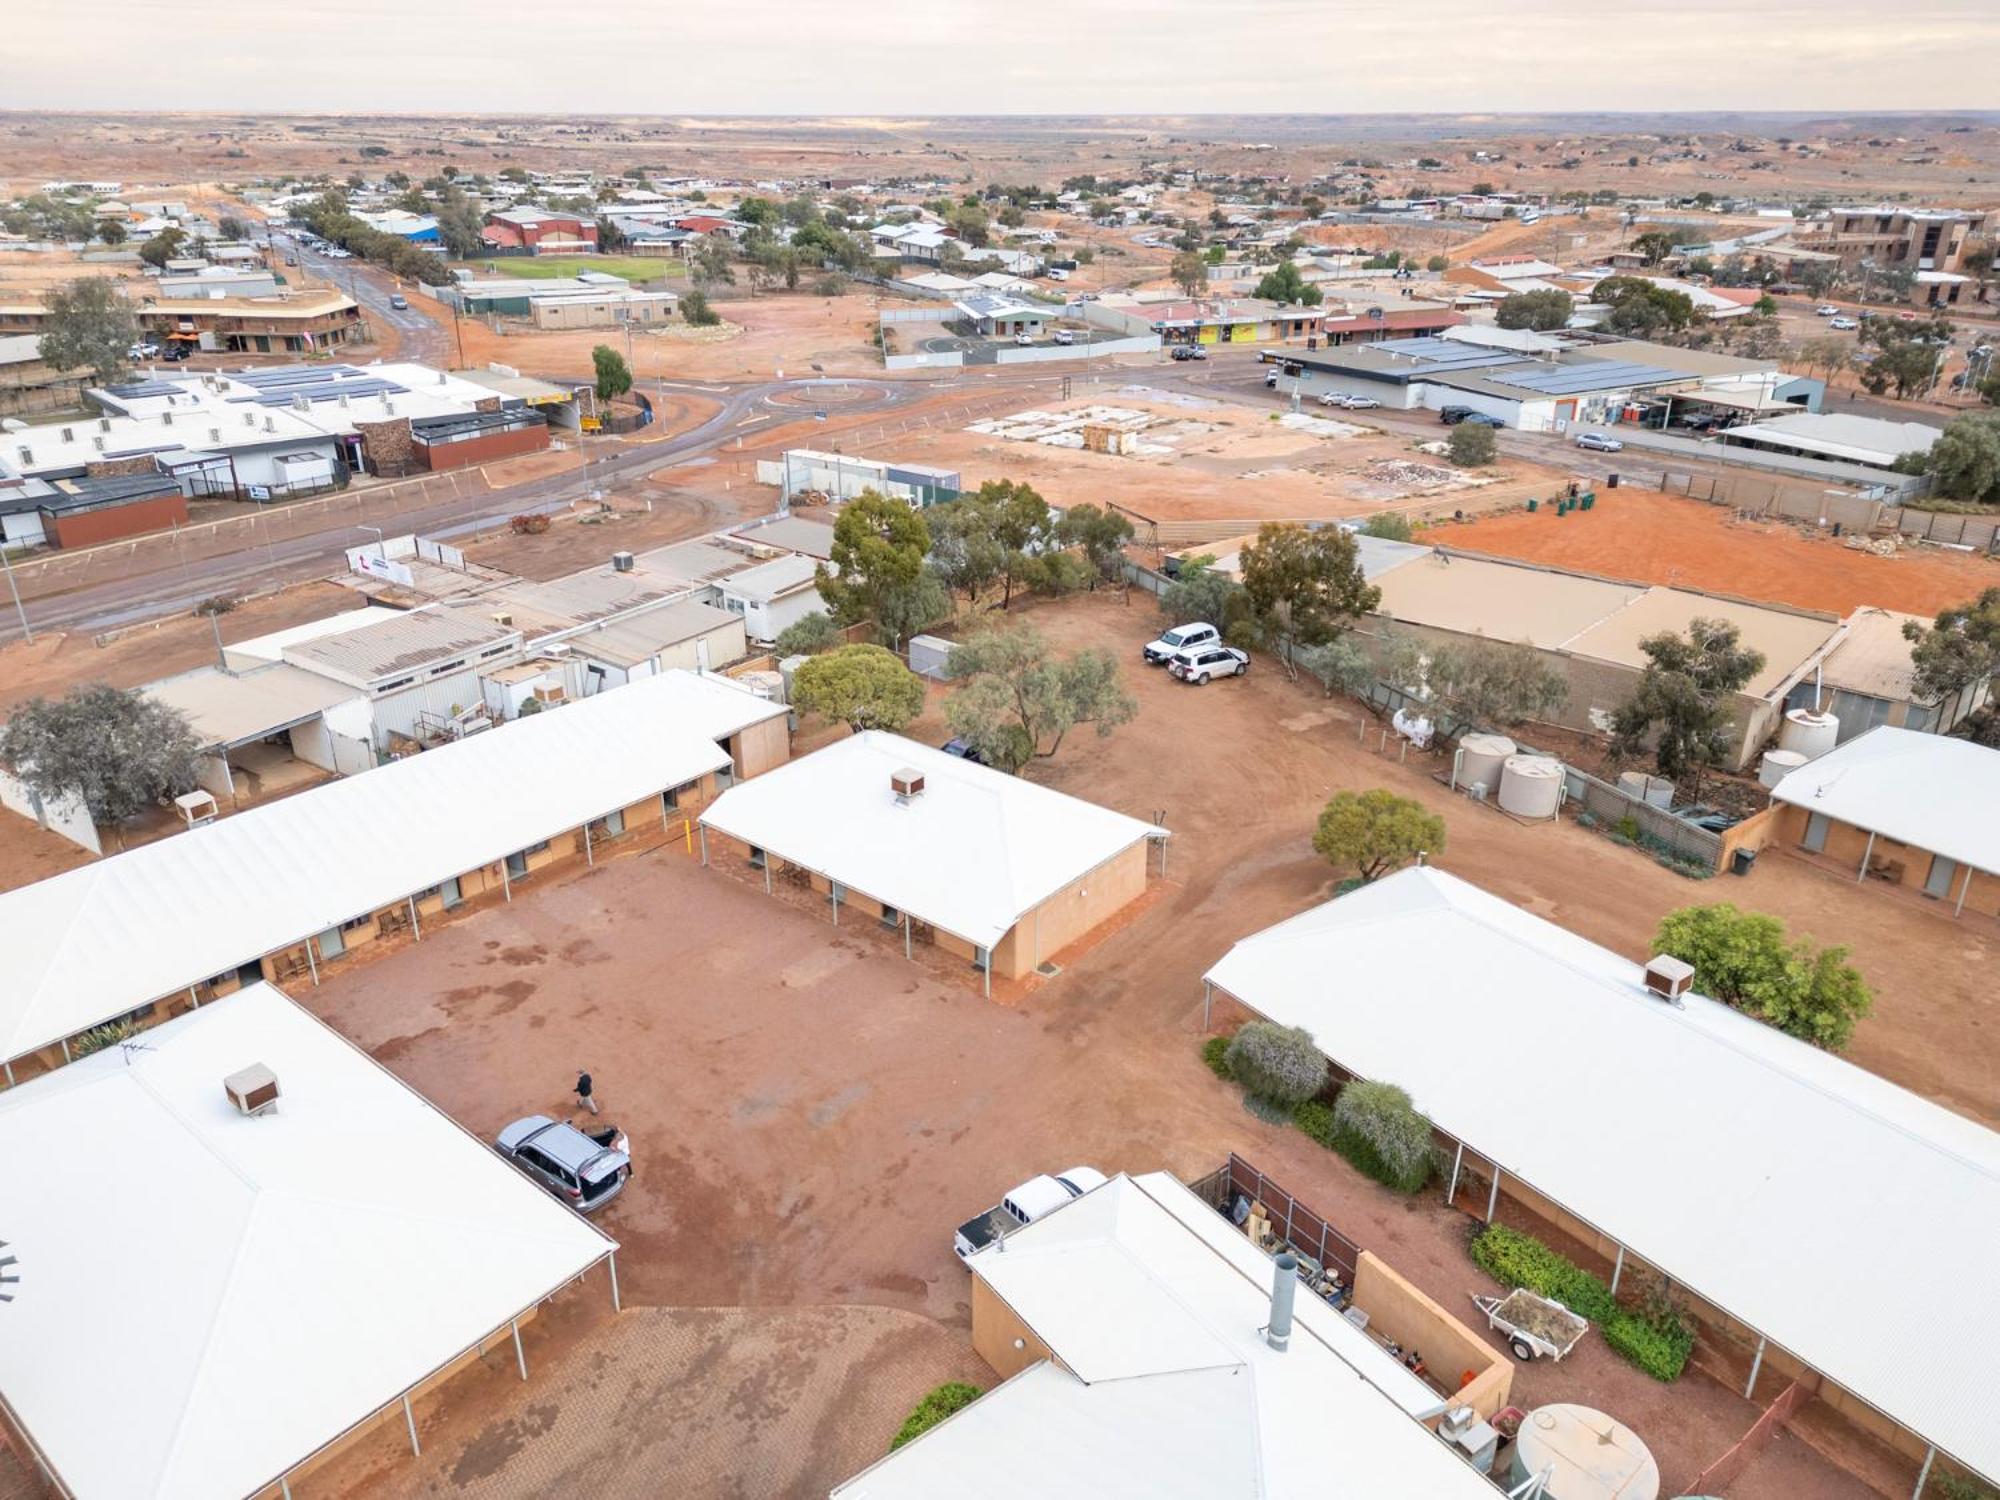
left=575, top=1069, right=598, bottom=1116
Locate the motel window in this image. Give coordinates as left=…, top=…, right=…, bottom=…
left=506, top=851, right=529, bottom=878
left=973, top=945, right=991, bottom=971
left=316, top=927, right=344, bottom=959
left=749, top=845, right=766, bottom=870
left=378, top=676, right=416, bottom=692
left=439, top=877, right=463, bottom=909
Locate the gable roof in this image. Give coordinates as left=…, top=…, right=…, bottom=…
left=0, top=983, right=611, bottom=1500
left=0, top=671, right=784, bottom=1067
left=1205, top=867, right=2000, bottom=1484
left=697, top=732, right=1163, bottom=950
left=1771, top=725, right=2000, bottom=875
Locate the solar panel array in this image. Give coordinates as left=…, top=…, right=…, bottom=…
left=1368, top=338, right=1521, bottom=373
left=229, top=365, right=412, bottom=407
left=1491, top=359, right=1684, bottom=396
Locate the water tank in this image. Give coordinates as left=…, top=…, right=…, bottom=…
left=1615, top=771, right=1674, bottom=809
left=1458, top=733, right=1517, bottom=794
left=1778, top=708, right=1839, bottom=762
left=736, top=669, right=785, bottom=704
left=1759, top=749, right=1808, bottom=789
left=1506, top=1404, right=1659, bottom=1500
left=1498, top=755, right=1563, bottom=819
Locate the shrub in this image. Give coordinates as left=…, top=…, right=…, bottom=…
left=1935, top=1475, right=2000, bottom=1500
left=1201, top=1035, right=1234, bottom=1080
left=1291, top=1098, right=1337, bottom=1147
left=1469, top=1225, right=1692, bottom=1381
left=682, top=289, right=720, bottom=326
left=1330, top=1080, right=1435, bottom=1193
left=890, top=1382, right=982, bottom=1450
left=773, top=612, right=842, bottom=657
left=71, top=1018, right=140, bottom=1059
left=1446, top=421, right=1497, bottom=467
left=1223, top=1021, right=1327, bottom=1109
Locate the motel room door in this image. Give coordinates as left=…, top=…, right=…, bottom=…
left=1925, top=854, right=1960, bottom=900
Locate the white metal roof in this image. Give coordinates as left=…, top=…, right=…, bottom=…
left=0, top=983, right=612, bottom=1500
left=142, top=663, right=363, bottom=750
left=222, top=606, right=404, bottom=666
left=1772, top=725, right=2000, bottom=876
left=836, top=1172, right=1489, bottom=1498
left=1722, top=412, right=1945, bottom=466
left=0, top=671, right=785, bottom=1066
left=1205, top=867, right=2000, bottom=1483
left=698, top=732, right=1163, bottom=951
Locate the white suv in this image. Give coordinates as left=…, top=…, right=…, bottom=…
left=1144, top=621, right=1219, bottom=665
left=1168, top=644, right=1250, bottom=684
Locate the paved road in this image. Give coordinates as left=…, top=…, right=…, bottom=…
left=270, top=230, right=451, bottom=364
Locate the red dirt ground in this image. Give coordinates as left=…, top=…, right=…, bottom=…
left=1420, top=490, right=2000, bottom=618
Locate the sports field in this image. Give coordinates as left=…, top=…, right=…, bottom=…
left=451, top=255, right=685, bottom=282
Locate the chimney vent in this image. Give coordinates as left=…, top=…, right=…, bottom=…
left=98, top=417, right=111, bottom=432
left=162, top=409, right=174, bottom=426
left=1265, top=1251, right=1297, bottom=1352
left=891, top=768, right=926, bottom=803
left=1643, top=954, right=1695, bottom=1007
left=223, top=1063, right=281, bottom=1117
left=263, top=415, right=275, bottom=432
left=611, top=550, right=634, bottom=572
left=209, top=427, right=221, bottom=443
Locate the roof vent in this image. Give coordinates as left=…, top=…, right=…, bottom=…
left=1265, top=1250, right=1297, bottom=1352
left=162, top=410, right=174, bottom=426
left=98, top=417, right=111, bottom=432
left=91, top=435, right=105, bottom=451
left=1643, top=954, right=1694, bottom=1007
left=223, top=1063, right=281, bottom=1117
left=263, top=415, right=275, bottom=432
left=60, top=426, right=74, bottom=443
left=891, top=768, right=925, bottom=803
left=15, top=446, right=30, bottom=464
left=611, top=550, right=634, bottom=572
left=209, top=427, right=221, bottom=443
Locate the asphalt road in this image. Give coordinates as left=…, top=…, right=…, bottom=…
left=270, top=231, right=451, bottom=363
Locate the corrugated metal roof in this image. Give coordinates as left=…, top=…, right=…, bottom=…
left=142, top=664, right=361, bottom=749
left=1206, top=867, right=2000, bottom=1485
left=283, top=608, right=519, bottom=686
left=1773, top=725, right=2000, bottom=875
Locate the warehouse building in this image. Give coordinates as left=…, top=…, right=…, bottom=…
left=0, top=669, right=790, bottom=1085
left=832, top=1171, right=1497, bottom=1499
left=1203, top=867, right=2000, bottom=1498
left=1769, top=726, right=2000, bottom=919
left=698, top=733, right=1166, bottom=995
left=0, top=982, right=616, bottom=1500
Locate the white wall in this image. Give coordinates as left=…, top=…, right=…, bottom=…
left=372, top=670, right=487, bottom=746
left=0, top=765, right=100, bottom=855
left=736, top=591, right=825, bottom=645
left=194, top=752, right=235, bottom=800
left=2, top=512, right=47, bottom=548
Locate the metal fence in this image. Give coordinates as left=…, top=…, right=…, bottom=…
left=1186, top=1154, right=1361, bottom=1282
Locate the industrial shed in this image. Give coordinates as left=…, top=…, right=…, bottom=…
left=698, top=732, right=1165, bottom=994
left=0, top=983, right=616, bottom=1500
left=1203, top=866, right=2000, bottom=1497
left=0, top=670, right=790, bottom=1084
left=1769, top=726, right=2000, bottom=918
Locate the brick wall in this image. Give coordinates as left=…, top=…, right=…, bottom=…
left=47, top=491, right=189, bottom=549
left=355, top=417, right=416, bottom=474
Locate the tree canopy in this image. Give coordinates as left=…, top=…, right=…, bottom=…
left=1311, top=788, right=1446, bottom=883
left=1056, top=502, right=1136, bottom=588
left=1654, top=903, right=1872, bottom=1051
left=817, top=491, right=940, bottom=644
left=37, top=277, right=139, bottom=384
left=790, top=643, right=926, bottom=732
left=1423, top=636, right=1569, bottom=732
left=1593, top=276, right=1697, bottom=336
left=1236, top=523, right=1381, bottom=672
left=1917, top=413, right=2000, bottom=505
left=1903, top=587, right=2000, bottom=704
left=1609, top=617, right=1764, bottom=791
left=943, top=625, right=1135, bottom=773
left=1446, top=421, right=1497, bottom=466
left=1495, top=289, right=1573, bottom=331
left=1251, top=261, right=1322, bottom=306
left=1170, top=250, right=1208, bottom=297
left=0, top=685, right=202, bottom=827
left=591, top=344, right=633, bottom=402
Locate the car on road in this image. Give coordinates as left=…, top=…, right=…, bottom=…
left=1168, top=644, right=1250, bottom=684
left=954, top=1166, right=1106, bottom=1264
left=1575, top=431, right=1624, bottom=453
left=1170, top=345, right=1207, bottom=361
left=1144, top=621, right=1220, bottom=665
left=389, top=293, right=408, bottom=310
left=283, top=255, right=297, bottom=266
left=1053, top=329, right=1075, bottom=346
left=1265, top=368, right=1280, bottom=388
left=1814, top=305, right=1841, bottom=317
left=1323, top=393, right=1380, bottom=409
left=1829, top=316, right=1859, bottom=331
left=126, top=341, right=160, bottom=360
left=1014, top=332, right=1035, bottom=346
left=1447, top=410, right=1505, bottom=428
left=161, top=343, right=191, bottom=362
left=496, top=1115, right=631, bottom=1214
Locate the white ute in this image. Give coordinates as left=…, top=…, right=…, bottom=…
left=1144, top=621, right=1220, bottom=665
left=953, top=1167, right=1107, bottom=1264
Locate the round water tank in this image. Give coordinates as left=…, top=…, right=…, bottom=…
left=1615, top=771, right=1675, bottom=809
left=1458, top=733, right=1517, bottom=794
left=1507, top=1404, right=1659, bottom=1500
left=1778, top=709, right=1839, bottom=762
left=1498, top=755, right=1563, bottom=819
left=1759, top=749, right=1808, bottom=789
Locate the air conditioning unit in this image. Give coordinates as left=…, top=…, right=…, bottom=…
left=223, top=1063, right=281, bottom=1117
left=491, top=611, right=514, bottom=627
left=1643, top=954, right=1695, bottom=1006
left=891, top=768, right=925, bottom=803
left=611, top=550, right=635, bottom=572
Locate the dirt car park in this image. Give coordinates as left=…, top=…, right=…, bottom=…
left=212, top=588, right=1988, bottom=1498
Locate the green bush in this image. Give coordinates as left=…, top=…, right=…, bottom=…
left=1201, top=1035, right=1234, bottom=1080
left=1223, top=1021, right=1327, bottom=1110
left=1291, top=1098, right=1337, bottom=1147
left=1469, top=1225, right=1692, bottom=1381
left=890, top=1382, right=982, bottom=1451
left=1934, top=1474, right=2000, bottom=1500
left=1330, top=1080, right=1435, bottom=1194
left=71, top=1019, right=140, bottom=1059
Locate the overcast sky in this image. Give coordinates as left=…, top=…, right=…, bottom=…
left=12, top=0, right=2000, bottom=114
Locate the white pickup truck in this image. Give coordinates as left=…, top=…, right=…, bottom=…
left=954, top=1167, right=1107, bottom=1264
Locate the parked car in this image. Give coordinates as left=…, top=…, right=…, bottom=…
left=1334, top=393, right=1381, bottom=409
left=1170, top=345, right=1207, bottom=361
left=1168, top=644, right=1250, bottom=684
left=496, top=1115, right=631, bottom=1214
left=942, top=737, right=987, bottom=766
left=1574, top=431, right=1623, bottom=453
left=161, top=343, right=192, bottom=362
left=1814, top=305, right=1841, bottom=317
left=1144, top=621, right=1220, bottom=664
left=127, top=341, right=160, bottom=360
left=954, top=1166, right=1107, bottom=1264
left=1265, top=369, right=1281, bottom=388
left=1438, top=405, right=1477, bottom=424
left=1046, top=267, right=1069, bottom=282
left=1829, top=316, right=1858, bottom=331
left=1458, top=412, right=1505, bottom=427
left=1014, top=332, right=1034, bottom=346
left=283, top=255, right=297, bottom=266
left=389, top=293, right=408, bottom=310
left=1053, top=329, right=1075, bottom=346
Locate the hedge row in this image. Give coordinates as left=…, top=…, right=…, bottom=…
left=1292, top=1100, right=1433, bottom=1193
left=1470, top=1224, right=1693, bottom=1382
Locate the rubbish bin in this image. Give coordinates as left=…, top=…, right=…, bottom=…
left=1607, top=473, right=1620, bottom=489
left=1731, top=846, right=1757, bottom=877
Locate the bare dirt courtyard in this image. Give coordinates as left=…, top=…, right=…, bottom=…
left=271, top=591, right=1988, bottom=1500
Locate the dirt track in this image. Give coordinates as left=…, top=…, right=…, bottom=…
left=1423, top=489, right=2000, bottom=618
